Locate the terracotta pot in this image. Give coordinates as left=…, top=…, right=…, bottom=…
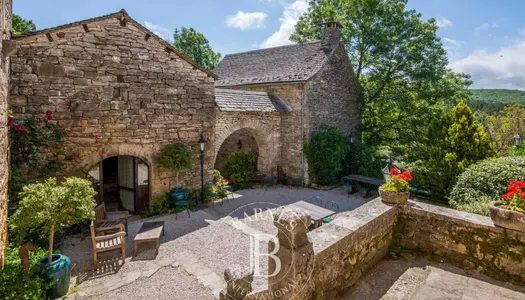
left=490, top=201, right=525, bottom=233
left=379, top=187, right=409, bottom=204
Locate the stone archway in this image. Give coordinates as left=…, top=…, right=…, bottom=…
left=214, top=120, right=279, bottom=176
left=214, top=128, right=260, bottom=173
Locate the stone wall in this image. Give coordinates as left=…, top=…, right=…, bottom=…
left=0, top=0, right=12, bottom=268
left=214, top=110, right=281, bottom=176
left=306, top=44, right=362, bottom=138
left=9, top=12, right=216, bottom=197
left=232, top=84, right=305, bottom=179
left=398, top=202, right=525, bottom=285
left=214, top=128, right=258, bottom=173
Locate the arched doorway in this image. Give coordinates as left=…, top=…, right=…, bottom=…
left=214, top=128, right=260, bottom=173
left=87, top=155, right=150, bottom=214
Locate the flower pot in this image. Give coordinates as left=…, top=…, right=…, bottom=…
left=490, top=201, right=525, bottom=233
left=168, top=188, right=187, bottom=208
left=37, top=253, right=71, bottom=298
left=379, top=187, right=409, bottom=204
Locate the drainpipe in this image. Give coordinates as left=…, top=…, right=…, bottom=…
left=300, top=85, right=305, bottom=185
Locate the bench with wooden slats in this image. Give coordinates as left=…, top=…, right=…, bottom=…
left=90, top=221, right=126, bottom=269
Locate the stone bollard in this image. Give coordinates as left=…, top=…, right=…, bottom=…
left=268, top=207, right=315, bottom=300
left=219, top=264, right=254, bottom=300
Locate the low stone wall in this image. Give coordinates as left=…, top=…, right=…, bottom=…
left=398, top=201, right=525, bottom=285
left=221, top=199, right=525, bottom=300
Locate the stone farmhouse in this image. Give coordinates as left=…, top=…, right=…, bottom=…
left=9, top=10, right=361, bottom=213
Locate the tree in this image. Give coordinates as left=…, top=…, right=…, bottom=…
left=172, top=27, right=221, bottom=70
left=12, top=14, right=36, bottom=35
left=156, top=143, right=194, bottom=187
left=421, top=100, right=495, bottom=202
left=291, top=0, right=471, bottom=157
left=478, top=104, right=525, bottom=156
left=9, top=178, right=96, bottom=263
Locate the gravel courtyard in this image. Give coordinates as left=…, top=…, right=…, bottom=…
left=63, top=186, right=369, bottom=299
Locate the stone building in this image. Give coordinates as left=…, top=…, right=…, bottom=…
left=214, top=22, right=362, bottom=181
left=0, top=0, right=13, bottom=268
left=9, top=10, right=216, bottom=214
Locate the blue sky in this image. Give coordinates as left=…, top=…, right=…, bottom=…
left=13, top=0, right=525, bottom=89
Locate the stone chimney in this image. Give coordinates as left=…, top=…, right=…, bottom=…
left=321, top=21, right=342, bottom=54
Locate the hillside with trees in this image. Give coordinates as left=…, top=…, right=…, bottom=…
left=468, top=89, right=525, bottom=113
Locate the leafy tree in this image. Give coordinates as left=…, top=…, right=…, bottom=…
left=291, top=0, right=471, bottom=156
left=304, top=126, right=349, bottom=185
left=478, top=104, right=525, bottom=156
left=421, top=100, right=495, bottom=202
left=469, top=89, right=525, bottom=113
left=172, top=27, right=221, bottom=70
left=9, top=178, right=96, bottom=263
left=156, top=143, right=194, bottom=187
left=12, top=14, right=36, bottom=35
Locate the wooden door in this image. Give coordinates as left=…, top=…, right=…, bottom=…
left=118, top=156, right=135, bottom=213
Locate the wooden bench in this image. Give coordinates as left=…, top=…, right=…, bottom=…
left=133, top=221, right=165, bottom=257
left=343, top=174, right=385, bottom=198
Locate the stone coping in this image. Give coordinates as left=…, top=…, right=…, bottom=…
left=308, top=198, right=396, bottom=253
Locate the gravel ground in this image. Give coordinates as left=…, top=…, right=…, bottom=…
left=87, top=266, right=216, bottom=300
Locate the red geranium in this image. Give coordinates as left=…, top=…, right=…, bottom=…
left=390, top=168, right=400, bottom=175
left=502, top=180, right=525, bottom=201
left=46, top=115, right=53, bottom=120
left=46, top=110, right=53, bottom=115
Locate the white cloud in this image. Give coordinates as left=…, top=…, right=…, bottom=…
left=226, top=11, right=268, bottom=30
left=144, top=21, right=170, bottom=39
left=450, top=41, right=525, bottom=90
left=442, top=37, right=463, bottom=61
left=475, top=22, right=498, bottom=33
left=260, top=0, right=309, bottom=48
left=436, top=17, right=453, bottom=28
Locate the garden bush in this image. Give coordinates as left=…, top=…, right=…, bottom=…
left=223, top=152, right=257, bottom=189
left=156, top=143, right=194, bottom=187
left=146, top=195, right=170, bottom=217
left=1, top=244, right=50, bottom=299
left=304, top=125, right=349, bottom=185
left=449, top=157, right=525, bottom=215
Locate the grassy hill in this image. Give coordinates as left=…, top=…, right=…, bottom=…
left=468, top=89, right=525, bottom=113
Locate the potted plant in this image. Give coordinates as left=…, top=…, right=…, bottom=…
left=379, top=168, right=413, bottom=204
left=156, top=143, right=194, bottom=207
left=490, top=180, right=525, bottom=232
left=9, top=177, right=97, bottom=297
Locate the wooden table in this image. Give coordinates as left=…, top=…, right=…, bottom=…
left=133, top=221, right=165, bottom=256
left=286, top=201, right=336, bottom=229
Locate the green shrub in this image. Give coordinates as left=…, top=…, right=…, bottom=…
left=421, top=100, right=495, bottom=202
left=147, top=195, right=170, bottom=217
left=304, top=126, right=349, bottom=185
left=223, top=152, right=257, bottom=189
left=156, top=143, right=194, bottom=187
left=1, top=244, right=50, bottom=299
left=449, top=157, right=525, bottom=210
left=454, top=196, right=493, bottom=216
left=511, top=146, right=525, bottom=157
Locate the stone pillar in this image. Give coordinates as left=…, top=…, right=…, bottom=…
left=0, top=0, right=12, bottom=269
left=219, top=264, right=254, bottom=300
left=268, top=208, right=314, bottom=300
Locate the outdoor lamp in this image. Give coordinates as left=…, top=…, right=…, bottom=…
left=514, top=134, right=523, bottom=147
left=199, top=135, right=206, bottom=152
left=382, top=155, right=394, bottom=181
left=198, top=135, right=207, bottom=204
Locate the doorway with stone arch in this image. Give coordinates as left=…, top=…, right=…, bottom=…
left=87, top=155, right=150, bottom=214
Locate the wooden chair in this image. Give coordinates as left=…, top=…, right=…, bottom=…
left=93, top=203, right=129, bottom=234
left=90, top=221, right=126, bottom=269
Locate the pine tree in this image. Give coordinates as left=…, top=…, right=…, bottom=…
left=422, top=100, right=496, bottom=201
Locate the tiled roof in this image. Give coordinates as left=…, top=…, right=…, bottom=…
left=215, top=42, right=328, bottom=87
left=215, top=89, right=291, bottom=113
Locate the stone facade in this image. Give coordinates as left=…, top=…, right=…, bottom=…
left=0, top=0, right=12, bottom=268
left=9, top=11, right=216, bottom=200
left=214, top=110, right=281, bottom=176
left=214, top=128, right=258, bottom=173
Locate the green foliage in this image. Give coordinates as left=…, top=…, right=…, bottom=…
left=8, top=112, right=65, bottom=215
left=478, top=104, right=525, bottom=156
left=212, top=169, right=229, bottom=198
left=9, top=178, right=97, bottom=262
left=421, top=100, right=496, bottom=202
left=449, top=157, right=525, bottom=209
left=454, top=195, right=493, bottom=216
left=292, top=0, right=471, bottom=152
left=172, top=27, right=221, bottom=70
left=512, top=146, right=525, bottom=157
left=469, top=89, right=525, bottom=113
left=12, top=14, right=36, bottom=35
left=156, top=143, right=194, bottom=186
left=1, top=244, right=49, bottom=300
left=223, top=152, right=257, bottom=189
left=146, top=195, right=170, bottom=217
left=305, top=126, right=349, bottom=184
